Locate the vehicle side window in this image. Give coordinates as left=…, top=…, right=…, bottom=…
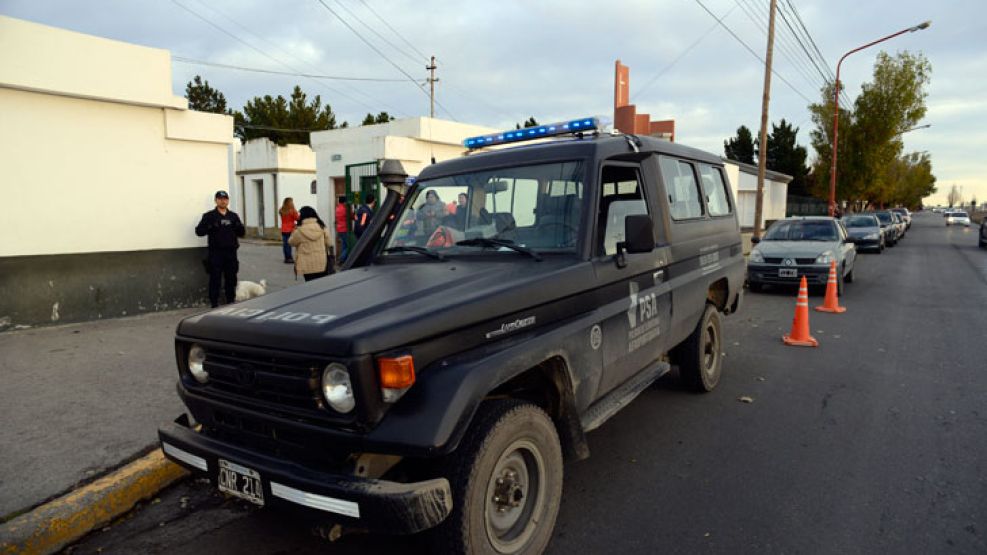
left=836, top=222, right=848, bottom=241
left=698, top=163, right=732, bottom=216
left=598, top=165, right=648, bottom=256
left=659, top=157, right=704, bottom=220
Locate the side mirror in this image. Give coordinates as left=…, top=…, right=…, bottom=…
left=615, top=214, right=654, bottom=268
left=750, top=236, right=761, bottom=244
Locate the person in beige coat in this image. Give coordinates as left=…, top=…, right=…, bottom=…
left=288, top=206, right=333, bottom=282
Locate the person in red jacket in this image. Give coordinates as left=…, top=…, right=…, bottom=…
left=279, top=197, right=299, bottom=263
left=335, top=196, right=350, bottom=262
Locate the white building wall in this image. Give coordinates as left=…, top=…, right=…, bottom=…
left=0, top=16, right=233, bottom=257
left=236, top=138, right=316, bottom=237
left=722, top=160, right=791, bottom=230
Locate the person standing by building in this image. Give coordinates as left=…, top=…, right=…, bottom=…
left=353, top=193, right=376, bottom=239
left=335, top=196, right=350, bottom=261
left=195, top=190, right=245, bottom=308
left=279, top=197, right=299, bottom=264
left=289, top=206, right=333, bottom=282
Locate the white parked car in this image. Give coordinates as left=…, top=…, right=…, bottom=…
left=946, top=210, right=971, bottom=227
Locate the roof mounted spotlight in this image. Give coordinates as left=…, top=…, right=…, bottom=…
left=463, top=117, right=600, bottom=150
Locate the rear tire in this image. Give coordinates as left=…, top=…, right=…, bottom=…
left=673, top=304, right=723, bottom=392
left=431, top=400, right=563, bottom=555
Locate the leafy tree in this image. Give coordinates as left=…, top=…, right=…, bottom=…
left=361, top=111, right=396, bottom=126
left=185, top=75, right=229, bottom=114
left=234, top=85, right=338, bottom=145
left=723, top=125, right=755, bottom=165
left=808, top=51, right=932, bottom=207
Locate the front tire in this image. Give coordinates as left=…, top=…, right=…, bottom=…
left=432, top=400, right=563, bottom=555
left=673, top=304, right=723, bottom=392
left=844, top=263, right=854, bottom=283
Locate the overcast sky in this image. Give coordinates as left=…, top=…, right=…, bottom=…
left=3, top=0, right=984, bottom=205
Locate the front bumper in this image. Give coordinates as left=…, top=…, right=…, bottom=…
left=850, top=238, right=881, bottom=250
left=747, top=263, right=831, bottom=286
left=159, top=415, right=452, bottom=534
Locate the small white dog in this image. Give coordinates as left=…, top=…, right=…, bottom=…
left=235, top=279, right=267, bottom=302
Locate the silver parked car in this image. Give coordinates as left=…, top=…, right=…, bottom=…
left=747, top=216, right=857, bottom=294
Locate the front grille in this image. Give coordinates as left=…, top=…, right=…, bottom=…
left=206, top=411, right=351, bottom=471
left=762, top=257, right=817, bottom=265
left=202, top=348, right=325, bottom=414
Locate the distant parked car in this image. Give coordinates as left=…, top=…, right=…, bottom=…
left=946, top=210, right=971, bottom=227
left=980, top=217, right=987, bottom=248
left=873, top=211, right=899, bottom=246
left=891, top=207, right=912, bottom=229
left=891, top=212, right=907, bottom=239
left=842, top=214, right=884, bottom=253
left=747, top=216, right=856, bottom=294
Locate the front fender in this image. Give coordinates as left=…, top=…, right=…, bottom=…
left=366, top=314, right=601, bottom=457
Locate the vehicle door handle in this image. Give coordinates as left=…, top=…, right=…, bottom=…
left=653, top=269, right=664, bottom=282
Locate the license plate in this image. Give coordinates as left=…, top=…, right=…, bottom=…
left=778, top=268, right=797, bottom=278
left=218, top=459, right=265, bottom=506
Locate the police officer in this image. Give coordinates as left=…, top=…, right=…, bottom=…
left=353, top=193, right=376, bottom=239
left=195, top=191, right=245, bottom=307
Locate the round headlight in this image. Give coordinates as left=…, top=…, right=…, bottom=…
left=188, top=344, right=208, bottom=383
left=322, top=364, right=355, bottom=413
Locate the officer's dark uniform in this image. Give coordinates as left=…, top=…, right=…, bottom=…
left=195, top=197, right=245, bottom=307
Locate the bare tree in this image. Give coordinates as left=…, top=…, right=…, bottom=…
left=946, top=184, right=962, bottom=207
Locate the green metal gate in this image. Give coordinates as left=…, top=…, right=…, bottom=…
left=345, top=161, right=380, bottom=207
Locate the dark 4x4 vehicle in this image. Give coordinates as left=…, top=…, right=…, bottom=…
left=159, top=118, right=744, bottom=553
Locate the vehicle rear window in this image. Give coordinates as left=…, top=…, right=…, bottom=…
left=950, top=211, right=968, bottom=217
left=763, top=220, right=838, bottom=241
left=844, top=216, right=877, bottom=227
left=659, top=157, right=704, bottom=220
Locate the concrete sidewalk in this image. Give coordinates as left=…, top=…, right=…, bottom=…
left=0, top=242, right=300, bottom=520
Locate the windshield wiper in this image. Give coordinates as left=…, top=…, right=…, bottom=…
left=455, top=237, right=543, bottom=261
left=382, top=246, right=446, bottom=261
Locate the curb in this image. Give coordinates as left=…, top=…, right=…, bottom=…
left=0, top=449, right=188, bottom=555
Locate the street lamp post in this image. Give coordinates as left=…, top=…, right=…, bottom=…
left=828, top=20, right=931, bottom=217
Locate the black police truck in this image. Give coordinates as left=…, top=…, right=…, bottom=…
left=160, top=117, right=744, bottom=553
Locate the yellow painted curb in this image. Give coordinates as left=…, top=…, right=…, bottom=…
left=0, top=448, right=189, bottom=555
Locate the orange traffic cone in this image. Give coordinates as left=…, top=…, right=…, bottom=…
left=815, top=260, right=846, bottom=313
left=782, top=276, right=819, bottom=347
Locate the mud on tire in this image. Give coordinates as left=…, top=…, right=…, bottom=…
left=431, top=400, right=563, bottom=555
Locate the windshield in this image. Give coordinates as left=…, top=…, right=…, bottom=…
left=950, top=211, right=968, bottom=217
left=383, top=161, right=585, bottom=255
left=844, top=215, right=878, bottom=228
left=762, top=220, right=838, bottom=241
left=875, top=212, right=892, bottom=224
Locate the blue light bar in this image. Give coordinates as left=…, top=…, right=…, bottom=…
left=463, top=117, right=600, bottom=150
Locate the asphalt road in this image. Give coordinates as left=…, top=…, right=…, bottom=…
left=67, top=213, right=987, bottom=554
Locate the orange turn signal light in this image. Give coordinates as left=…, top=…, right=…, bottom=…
left=377, top=355, right=415, bottom=389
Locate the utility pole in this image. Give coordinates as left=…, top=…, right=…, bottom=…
left=753, top=0, right=777, bottom=239
left=426, top=55, right=438, bottom=119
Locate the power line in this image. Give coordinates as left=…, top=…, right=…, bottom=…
left=632, top=3, right=738, bottom=101
left=782, top=0, right=852, bottom=108
left=736, top=0, right=822, bottom=96
left=356, top=0, right=429, bottom=61
left=183, top=0, right=405, bottom=115
left=171, top=0, right=380, bottom=113
left=313, top=0, right=457, bottom=120
left=173, top=57, right=411, bottom=82
left=692, top=0, right=813, bottom=104
left=332, top=0, right=424, bottom=68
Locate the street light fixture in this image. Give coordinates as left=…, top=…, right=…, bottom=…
left=828, top=20, right=932, bottom=216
